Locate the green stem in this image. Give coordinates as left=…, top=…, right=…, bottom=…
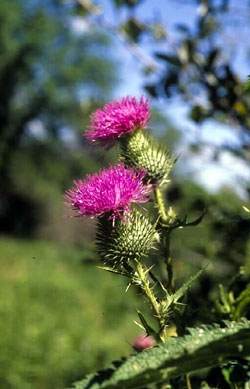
left=185, top=373, right=192, bottom=389
left=136, top=261, right=168, bottom=343
left=154, top=187, right=168, bottom=223
left=154, top=187, right=175, bottom=292
left=162, top=232, right=175, bottom=292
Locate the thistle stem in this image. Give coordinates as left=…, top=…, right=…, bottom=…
left=164, top=234, right=175, bottom=292
left=154, top=186, right=175, bottom=292
left=136, top=261, right=168, bottom=342
left=185, top=373, right=192, bottom=389
left=154, top=187, right=168, bottom=223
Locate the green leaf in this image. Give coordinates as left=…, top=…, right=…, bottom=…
left=234, top=285, right=250, bottom=320
left=136, top=309, right=160, bottom=341
left=172, top=267, right=205, bottom=304
left=70, top=320, right=250, bottom=389
left=244, top=75, right=250, bottom=91
left=97, top=266, right=131, bottom=278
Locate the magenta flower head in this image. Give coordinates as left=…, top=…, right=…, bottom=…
left=85, top=96, right=151, bottom=146
left=64, top=164, right=152, bottom=222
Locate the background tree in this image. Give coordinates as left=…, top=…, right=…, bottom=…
left=0, top=0, right=118, bottom=237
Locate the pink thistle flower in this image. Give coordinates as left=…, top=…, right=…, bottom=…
left=132, top=334, right=155, bottom=351
left=85, top=96, right=151, bottom=146
left=64, top=164, right=152, bottom=222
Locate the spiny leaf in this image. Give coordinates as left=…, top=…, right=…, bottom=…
left=136, top=309, right=160, bottom=341
left=172, top=267, right=206, bottom=303
left=71, top=320, right=250, bottom=389
left=234, top=285, right=250, bottom=320
left=97, top=266, right=131, bottom=278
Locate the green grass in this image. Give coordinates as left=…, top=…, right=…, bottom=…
left=0, top=237, right=142, bottom=389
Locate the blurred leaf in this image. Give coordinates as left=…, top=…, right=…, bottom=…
left=144, top=84, right=158, bottom=97
left=163, top=70, right=179, bottom=97
left=244, top=75, right=250, bottom=91
left=175, top=23, right=191, bottom=35
left=114, top=0, right=143, bottom=8
left=155, top=53, right=181, bottom=67
left=205, top=48, right=220, bottom=70
left=121, top=17, right=146, bottom=42
left=150, top=22, right=167, bottom=40
left=189, top=105, right=208, bottom=123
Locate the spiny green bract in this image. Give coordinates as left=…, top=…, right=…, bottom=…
left=119, top=130, right=174, bottom=184
left=96, top=209, right=158, bottom=268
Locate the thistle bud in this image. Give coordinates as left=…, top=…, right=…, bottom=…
left=119, top=130, right=174, bottom=184
left=132, top=334, right=155, bottom=351
left=96, top=209, right=157, bottom=269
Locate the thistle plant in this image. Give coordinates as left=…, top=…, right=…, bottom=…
left=65, top=96, right=250, bottom=389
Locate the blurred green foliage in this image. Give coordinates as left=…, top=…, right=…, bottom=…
left=0, top=0, right=118, bottom=237
left=165, top=179, right=250, bottom=323
left=0, top=237, right=144, bottom=389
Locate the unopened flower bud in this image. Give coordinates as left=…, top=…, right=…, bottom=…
left=96, top=209, right=157, bottom=268
left=132, top=334, right=155, bottom=351
left=119, top=130, right=174, bottom=184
